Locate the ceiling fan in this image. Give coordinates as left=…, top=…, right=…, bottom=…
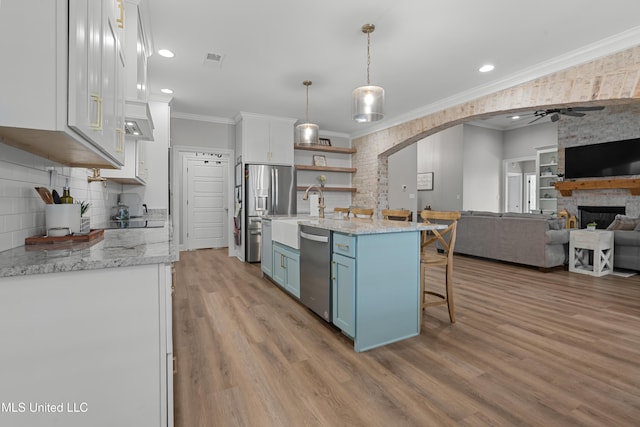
left=527, top=106, right=605, bottom=123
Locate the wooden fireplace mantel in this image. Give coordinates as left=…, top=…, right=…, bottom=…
left=554, top=178, right=640, bottom=196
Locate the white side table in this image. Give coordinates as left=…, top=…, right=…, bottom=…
left=569, top=229, right=614, bottom=276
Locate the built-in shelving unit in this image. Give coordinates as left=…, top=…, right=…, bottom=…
left=536, top=147, right=558, bottom=214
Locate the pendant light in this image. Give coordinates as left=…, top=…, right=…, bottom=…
left=352, top=23, right=384, bottom=123
left=295, top=80, right=320, bottom=145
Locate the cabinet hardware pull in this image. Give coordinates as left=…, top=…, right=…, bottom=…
left=115, top=128, right=124, bottom=152
left=171, top=285, right=176, bottom=297
left=281, top=254, right=286, bottom=269
left=173, top=356, right=177, bottom=374
left=89, top=94, right=103, bottom=130
left=116, top=0, right=124, bottom=29
left=336, top=243, right=349, bottom=250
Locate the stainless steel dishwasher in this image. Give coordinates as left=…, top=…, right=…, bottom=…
left=299, top=225, right=331, bottom=321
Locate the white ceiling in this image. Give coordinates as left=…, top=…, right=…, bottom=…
left=144, top=1, right=640, bottom=136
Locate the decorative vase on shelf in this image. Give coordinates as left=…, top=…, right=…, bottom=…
left=587, top=224, right=596, bottom=231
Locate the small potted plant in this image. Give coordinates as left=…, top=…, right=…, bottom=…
left=557, top=172, right=565, bottom=182
left=586, top=221, right=597, bottom=231
left=317, top=175, right=327, bottom=187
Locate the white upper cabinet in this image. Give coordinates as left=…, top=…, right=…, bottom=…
left=68, top=0, right=126, bottom=165
left=123, top=0, right=154, bottom=141
left=0, top=0, right=125, bottom=168
left=237, top=113, right=296, bottom=165
left=101, top=139, right=147, bottom=184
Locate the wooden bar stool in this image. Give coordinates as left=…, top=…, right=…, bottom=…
left=419, top=210, right=461, bottom=324
left=382, top=209, right=412, bottom=221
left=333, top=207, right=350, bottom=219
left=351, top=208, right=374, bottom=218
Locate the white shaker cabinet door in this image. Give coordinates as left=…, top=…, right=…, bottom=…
left=68, top=0, right=125, bottom=165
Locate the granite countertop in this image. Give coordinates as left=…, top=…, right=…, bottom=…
left=267, top=215, right=446, bottom=235
left=0, top=218, right=178, bottom=278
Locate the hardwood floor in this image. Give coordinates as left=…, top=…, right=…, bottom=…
left=173, top=249, right=640, bottom=426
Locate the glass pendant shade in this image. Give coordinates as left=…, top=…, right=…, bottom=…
left=352, top=85, right=384, bottom=123
left=353, top=23, right=384, bottom=123
left=295, top=80, right=319, bottom=145
left=295, top=122, right=319, bottom=145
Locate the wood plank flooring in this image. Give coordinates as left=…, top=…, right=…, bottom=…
left=172, top=249, right=640, bottom=427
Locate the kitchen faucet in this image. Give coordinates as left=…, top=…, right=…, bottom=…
left=302, top=185, right=325, bottom=218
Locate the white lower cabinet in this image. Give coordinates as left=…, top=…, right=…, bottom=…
left=0, top=263, right=174, bottom=427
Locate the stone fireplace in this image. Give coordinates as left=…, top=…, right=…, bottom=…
left=556, top=104, right=640, bottom=222
left=577, top=206, right=625, bottom=229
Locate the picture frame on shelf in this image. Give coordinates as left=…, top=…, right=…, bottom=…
left=313, top=155, right=327, bottom=167
left=318, top=137, right=331, bottom=146
left=417, top=172, right=434, bottom=191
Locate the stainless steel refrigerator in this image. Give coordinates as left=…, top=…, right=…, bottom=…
left=245, top=164, right=296, bottom=262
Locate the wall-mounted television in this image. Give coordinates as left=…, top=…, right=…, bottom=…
left=565, top=137, right=640, bottom=179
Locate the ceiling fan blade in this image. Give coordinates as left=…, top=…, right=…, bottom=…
left=528, top=115, right=545, bottom=124
left=568, top=106, right=605, bottom=112
left=562, top=111, right=586, bottom=117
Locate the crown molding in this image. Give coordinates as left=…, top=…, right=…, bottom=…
left=350, top=26, right=640, bottom=140
left=171, top=112, right=235, bottom=125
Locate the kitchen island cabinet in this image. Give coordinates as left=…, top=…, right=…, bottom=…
left=0, top=223, right=178, bottom=427
left=332, top=230, right=421, bottom=352
left=267, top=216, right=445, bottom=352
left=261, top=218, right=273, bottom=277
left=272, top=242, right=301, bottom=299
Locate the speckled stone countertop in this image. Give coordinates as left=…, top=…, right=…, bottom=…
left=266, top=215, right=446, bottom=235
left=0, top=217, right=178, bottom=278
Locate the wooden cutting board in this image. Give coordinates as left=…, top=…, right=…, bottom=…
left=25, top=229, right=104, bottom=245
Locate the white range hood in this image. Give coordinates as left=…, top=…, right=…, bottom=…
left=125, top=99, right=154, bottom=141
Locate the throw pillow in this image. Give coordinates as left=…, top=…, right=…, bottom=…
left=606, top=214, right=640, bottom=231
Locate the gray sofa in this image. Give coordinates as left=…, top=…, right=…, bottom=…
left=613, top=230, right=640, bottom=271
left=602, top=214, right=640, bottom=271
left=454, top=211, right=569, bottom=269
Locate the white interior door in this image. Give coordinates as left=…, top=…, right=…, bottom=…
left=506, top=173, right=523, bottom=213
left=525, top=173, right=537, bottom=213
left=185, top=157, right=228, bottom=249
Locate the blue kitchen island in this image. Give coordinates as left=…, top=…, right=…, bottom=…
left=265, top=216, right=445, bottom=352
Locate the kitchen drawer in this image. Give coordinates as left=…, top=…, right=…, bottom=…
left=333, top=233, right=356, bottom=258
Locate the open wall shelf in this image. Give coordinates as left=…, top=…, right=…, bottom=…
left=295, top=165, right=357, bottom=173
left=294, top=144, right=356, bottom=154
left=296, top=186, right=356, bottom=193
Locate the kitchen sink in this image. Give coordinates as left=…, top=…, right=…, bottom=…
left=271, top=218, right=301, bottom=249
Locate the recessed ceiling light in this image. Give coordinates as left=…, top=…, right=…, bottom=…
left=158, top=49, right=175, bottom=58
left=479, top=64, right=495, bottom=73
left=161, top=88, right=174, bottom=94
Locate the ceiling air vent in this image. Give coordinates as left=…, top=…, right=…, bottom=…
left=203, top=52, right=225, bottom=68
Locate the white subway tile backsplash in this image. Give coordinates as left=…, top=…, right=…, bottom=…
left=0, top=233, right=11, bottom=253
left=0, top=141, right=123, bottom=251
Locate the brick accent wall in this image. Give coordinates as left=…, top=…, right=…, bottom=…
left=352, top=45, right=640, bottom=211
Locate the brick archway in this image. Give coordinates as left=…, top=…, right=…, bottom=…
left=351, top=45, right=640, bottom=212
